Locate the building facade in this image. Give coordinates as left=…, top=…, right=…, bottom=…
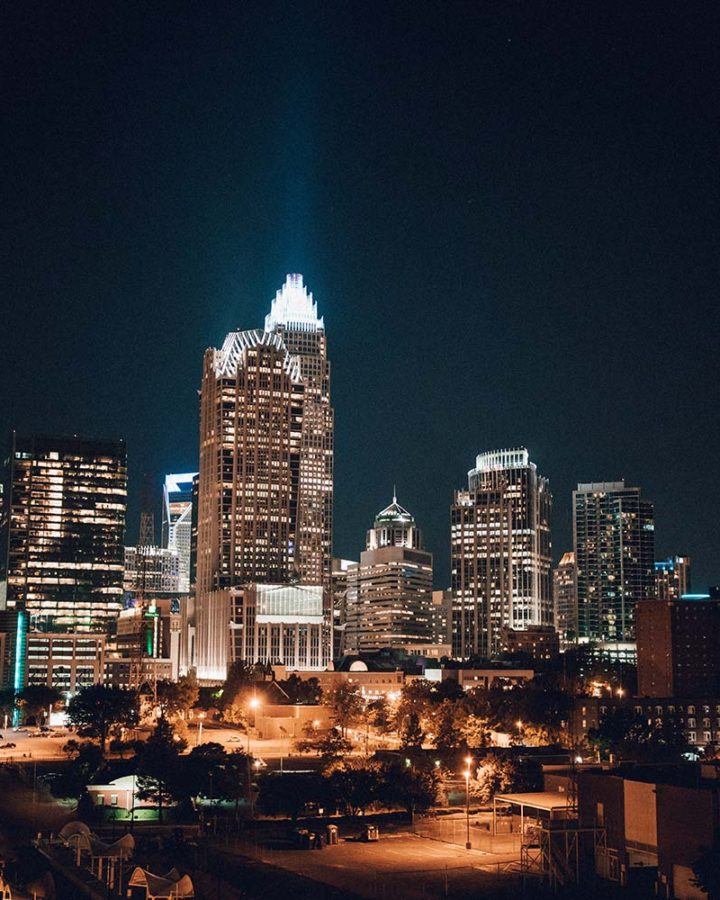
left=451, top=448, right=552, bottom=659
left=573, top=481, right=655, bottom=643
left=229, top=582, right=330, bottom=671
left=26, top=632, right=105, bottom=693
left=431, top=589, right=453, bottom=647
left=654, top=556, right=691, bottom=602
left=499, top=624, right=560, bottom=660
left=194, top=275, right=333, bottom=681
left=636, top=597, right=720, bottom=698
left=345, top=497, right=433, bottom=653
left=0, top=433, right=127, bottom=632
left=162, top=472, right=197, bottom=594
left=554, top=550, right=578, bottom=648
left=330, top=557, right=356, bottom=660
left=105, top=598, right=181, bottom=688
left=123, top=545, right=181, bottom=596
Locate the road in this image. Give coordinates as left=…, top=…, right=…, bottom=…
left=0, top=723, right=307, bottom=766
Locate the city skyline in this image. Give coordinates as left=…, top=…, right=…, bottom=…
left=2, top=5, right=718, bottom=590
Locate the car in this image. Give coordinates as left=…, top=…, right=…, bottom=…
left=13, top=727, right=28, bottom=733
left=39, top=726, right=52, bottom=733
left=0, top=743, right=17, bottom=749
left=228, top=736, right=243, bottom=743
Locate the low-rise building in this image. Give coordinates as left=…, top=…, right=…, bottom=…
left=426, top=665, right=534, bottom=691
left=500, top=625, right=560, bottom=661
left=25, top=632, right=105, bottom=694
left=578, top=764, right=720, bottom=897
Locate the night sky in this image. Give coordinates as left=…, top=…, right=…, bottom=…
left=3, top=3, right=719, bottom=589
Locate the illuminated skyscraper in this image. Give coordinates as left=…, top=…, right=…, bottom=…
left=451, top=448, right=552, bottom=659
left=195, top=275, right=333, bottom=680
left=553, top=550, right=578, bottom=648
left=345, top=496, right=433, bottom=653
left=0, top=433, right=127, bottom=631
left=654, top=555, right=691, bottom=602
left=573, top=481, right=655, bottom=642
left=161, top=472, right=197, bottom=593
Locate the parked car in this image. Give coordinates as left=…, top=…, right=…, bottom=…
left=0, top=742, right=17, bottom=749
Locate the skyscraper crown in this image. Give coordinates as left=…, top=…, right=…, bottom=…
left=265, top=273, right=324, bottom=333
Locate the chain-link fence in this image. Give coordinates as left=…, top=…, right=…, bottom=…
left=413, top=815, right=522, bottom=855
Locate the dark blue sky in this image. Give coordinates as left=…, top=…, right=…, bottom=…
left=3, top=2, right=719, bottom=588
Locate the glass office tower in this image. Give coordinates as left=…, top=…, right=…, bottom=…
left=0, top=432, right=127, bottom=631
left=451, top=448, right=552, bottom=659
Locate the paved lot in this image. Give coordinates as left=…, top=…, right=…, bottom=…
left=231, top=833, right=522, bottom=899
left=0, top=728, right=71, bottom=761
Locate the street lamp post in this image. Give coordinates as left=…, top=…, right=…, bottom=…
left=464, top=755, right=472, bottom=850
left=247, top=695, right=261, bottom=818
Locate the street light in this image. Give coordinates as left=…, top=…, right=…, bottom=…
left=463, top=761, right=472, bottom=850
left=247, top=695, right=262, bottom=755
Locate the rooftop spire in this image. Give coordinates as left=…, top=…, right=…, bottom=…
left=264, top=273, right=324, bottom=333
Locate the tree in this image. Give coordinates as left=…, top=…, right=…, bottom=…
left=470, top=756, right=517, bottom=804
left=380, top=763, right=438, bottom=823
left=156, top=674, right=199, bottom=720
left=48, top=740, right=106, bottom=798
left=184, top=742, right=228, bottom=801
left=366, top=698, right=392, bottom=734
left=135, top=717, right=186, bottom=822
left=220, top=749, right=253, bottom=818
left=17, top=685, right=62, bottom=725
left=0, top=689, right=15, bottom=723
left=256, top=772, right=328, bottom=824
left=325, top=683, right=364, bottom=737
left=432, top=701, right=463, bottom=752
left=277, top=674, right=323, bottom=705
left=395, top=681, right=434, bottom=732
left=399, top=711, right=425, bottom=749
left=66, top=685, right=139, bottom=755
left=328, top=761, right=382, bottom=817
left=691, top=844, right=720, bottom=899
left=220, top=661, right=260, bottom=722
left=589, top=709, right=690, bottom=763
left=295, top=726, right=352, bottom=764
left=461, top=714, right=493, bottom=750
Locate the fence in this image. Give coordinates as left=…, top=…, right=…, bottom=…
left=413, top=814, right=522, bottom=855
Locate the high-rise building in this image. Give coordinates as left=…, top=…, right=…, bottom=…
left=162, top=472, right=197, bottom=593
left=450, top=448, right=552, bottom=659
left=194, top=275, right=333, bottom=681
left=573, top=481, right=655, bottom=642
left=655, top=556, right=691, bottom=602
left=123, top=545, right=181, bottom=596
left=431, top=589, right=453, bottom=647
left=345, top=496, right=433, bottom=653
left=554, top=550, right=578, bottom=648
left=636, top=597, right=720, bottom=698
left=330, top=557, right=356, bottom=660
left=0, top=433, right=127, bottom=632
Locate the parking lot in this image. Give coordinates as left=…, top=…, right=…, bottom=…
left=0, top=726, right=73, bottom=760
left=228, top=831, right=522, bottom=899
